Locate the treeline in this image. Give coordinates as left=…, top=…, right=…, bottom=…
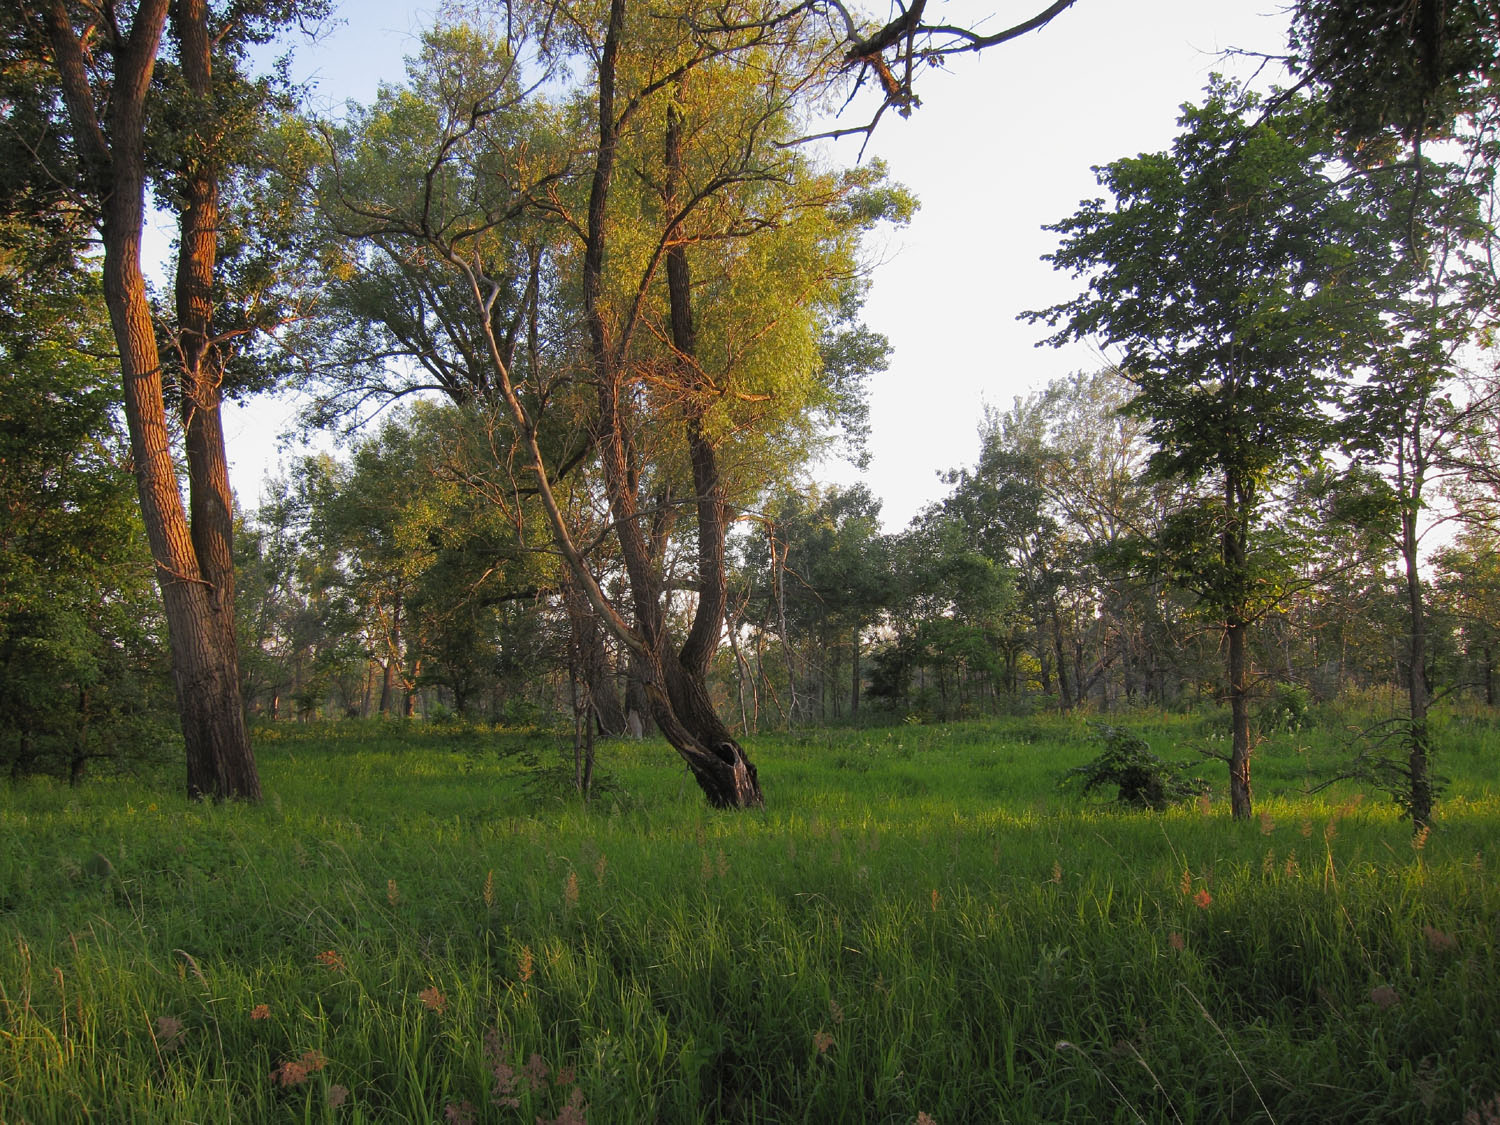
left=5, top=1, right=1500, bottom=823
left=231, top=365, right=1500, bottom=733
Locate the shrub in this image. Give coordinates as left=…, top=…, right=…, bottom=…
left=1060, top=724, right=1208, bottom=810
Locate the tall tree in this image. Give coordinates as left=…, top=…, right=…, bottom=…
left=1289, top=0, right=1500, bottom=829
left=15, top=0, right=326, bottom=799
left=1030, top=80, right=1393, bottom=818
left=317, top=9, right=910, bottom=806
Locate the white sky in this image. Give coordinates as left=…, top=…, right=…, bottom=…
left=221, top=0, right=1291, bottom=527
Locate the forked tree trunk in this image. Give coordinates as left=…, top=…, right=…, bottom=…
left=43, top=0, right=259, bottom=802
left=460, top=0, right=763, bottom=805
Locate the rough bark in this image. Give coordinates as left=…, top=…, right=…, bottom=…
left=41, top=0, right=259, bottom=801
left=171, top=0, right=259, bottom=799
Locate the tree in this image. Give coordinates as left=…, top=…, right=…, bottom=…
left=1433, top=526, right=1500, bottom=705
left=13, top=0, right=328, bottom=799
left=313, top=7, right=915, bottom=807
left=738, top=484, right=890, bottom=724
left=1030, top=80, right=1394, bottom=818
left=1286, top=1, right=1500, bottom=832
left=0, top=229, right=170, bottom=782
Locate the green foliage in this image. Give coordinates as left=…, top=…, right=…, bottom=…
left=1289, top=0, right=1500, bottom=147
left=1061, top=724, right=1209, bottom=810
left=3, top=712, right=1499, bottom=1121
left=0, top=236, right=175, bottom=782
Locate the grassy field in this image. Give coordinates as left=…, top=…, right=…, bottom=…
left=2, top=708, right=1498, bottom=1123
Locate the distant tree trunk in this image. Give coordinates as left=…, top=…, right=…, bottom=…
left=1051, top=604, right=1073, bottom=710
left=1224, top=474, right=1253, bottom=821
left=42, top=0, right=259, bottom=801
left=378, top=660, right=395, bottom=716
left=566, top=583, right=627, bottom=735
left=850, top=626, right=861, bottom=717
left=1398, top=437, right=1433, bottom=829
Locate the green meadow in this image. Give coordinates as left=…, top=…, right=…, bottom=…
left=3, top=711, right=1498, bottom=1123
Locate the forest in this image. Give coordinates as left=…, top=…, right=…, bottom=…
left=3, top=2, right=1500, bottom=1120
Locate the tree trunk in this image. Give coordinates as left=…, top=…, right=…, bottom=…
left=172, top=0, right=258, bottom=800
left=1224, top=475, right=1253, bottom=820
left=1400, top=481, right=1432, bottom=829
left=1226, top=615, right=1253, bottom=819
left=1051, top=602, right=1073, bottom=710
left=850, top=625, right=861, bottom=717
left=43, top=0, right=258, bottom=801
left=457, top=0, right=761, bottom=805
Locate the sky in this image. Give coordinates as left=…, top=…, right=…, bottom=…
left=220, top=0, right=1292, bottom=528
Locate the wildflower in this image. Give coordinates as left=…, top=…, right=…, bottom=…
left=1299, top=817, right=1313, bottom=838
left=485, top=1030, right=523, bottom=1107
left=250, top=1004, right=271, bottom=1021
left=524, top=1052, right=551, bottom=1087
left=541, top=1086, right=588, bottom=1125
left=387, top=878, right=400, bottom=906
left=518, top=945, right=534, bottom=984
left=1422, top=924, right=1458, bottom=954
left=1258, top=811, right=1275, bottom=835
left=1178, top=868, right=1192, bottom=896
left=1369, top=985, right=1401, bottom=1010
left=1412, top=825, right=1431, bottom=852
left=328, top=1084, right=349, bottom=1108
left=1193, top=889, right=1213, bottom=909
left=829, top=998, right=844, bottom=1025
left=418, top=986, right=446, bottom=1013
left=813, top=1029, right=835, bottom=1054
left=1050, top=860, right=1063, bottom=884
left=564, top=870, right=580, bottom=908
left=916, top=1114, right=938, bottom=1125
left=930, top=888, right=940, bottom=912
left=483, top=869, right=495, bottom=909
left=555, top=1064, right=577, bottom=1087
left=316, top=949, right=345, bottom=972
left=1168, top=931, right=1185, bottom=952
left=272, top=1051, right=326, bottom=1087
left=1284, top=850, right=1301, bottom=877
left=445, top=1101, right=477, bottom=1125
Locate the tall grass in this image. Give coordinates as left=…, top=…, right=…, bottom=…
left=2, top=713, right=1497, bottom=1122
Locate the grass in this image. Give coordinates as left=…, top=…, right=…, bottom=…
left=2, top=709, right=1498, bottom=1122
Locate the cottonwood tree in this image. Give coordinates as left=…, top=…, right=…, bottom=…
left=12, top=0, right=328, bottom=800
left=1030, top=80, right=1395, bottom=819
left=313, top=6, right=916, bottom=807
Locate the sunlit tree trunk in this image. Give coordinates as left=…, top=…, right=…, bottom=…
left=42, top=0, right=259, bottom=801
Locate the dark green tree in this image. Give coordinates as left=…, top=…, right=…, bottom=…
left=1030, top=79, right=1394, bottom=818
